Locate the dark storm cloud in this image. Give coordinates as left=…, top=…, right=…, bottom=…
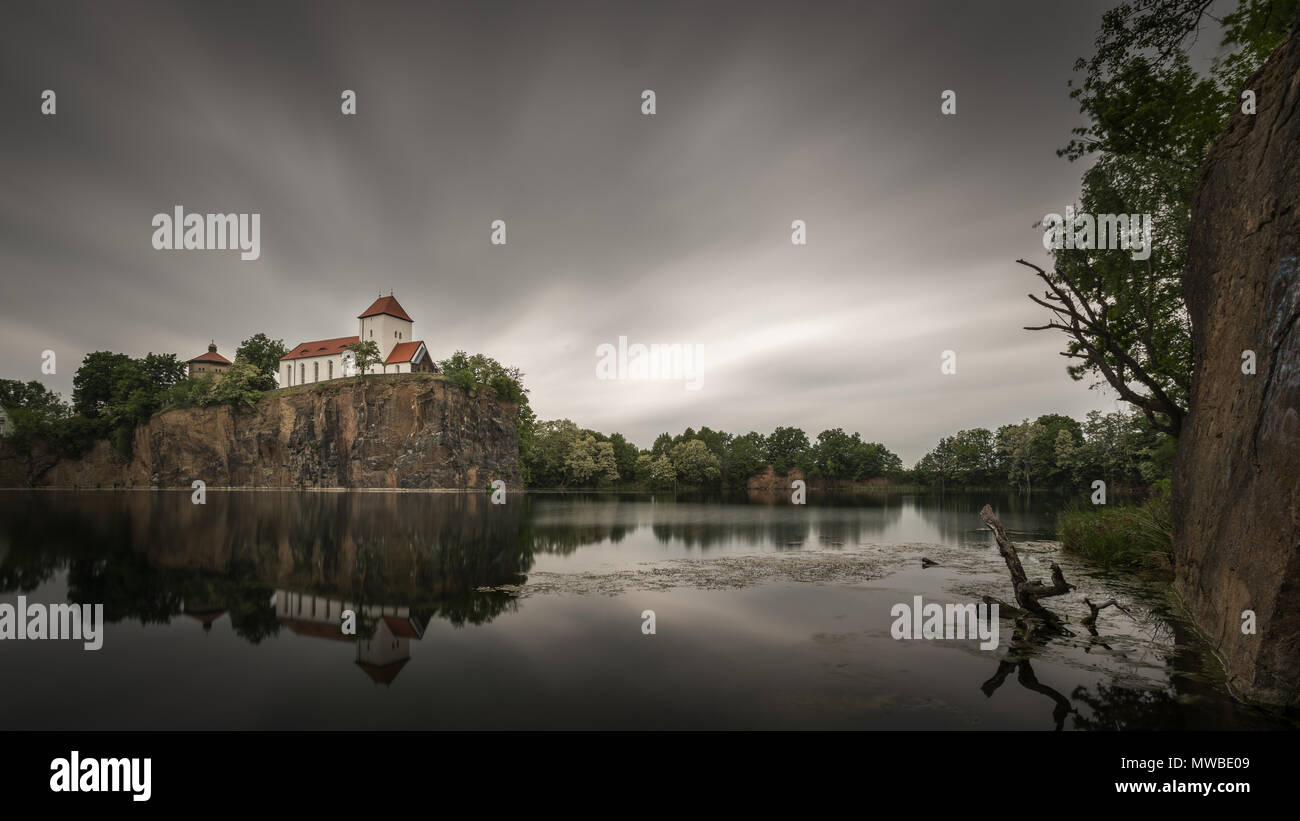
left=1, top=1, right=1156, bottom=461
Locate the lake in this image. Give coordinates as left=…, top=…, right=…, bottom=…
left=0, top=490, right=1289, bottom=730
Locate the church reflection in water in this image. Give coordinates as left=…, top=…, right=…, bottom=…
left=0, top=489, right=1287, bottom=730
left=273, top=591, right=427, bottom=686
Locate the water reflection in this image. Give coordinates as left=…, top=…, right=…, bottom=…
left=0, top=490, right=1288, bottom=729
left=273, top=592, right=427, bottom=686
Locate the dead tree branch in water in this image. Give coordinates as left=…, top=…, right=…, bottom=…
left=1082, top=597, right=1132, bottom=628
left=980, top=504, right=1074, bottom=626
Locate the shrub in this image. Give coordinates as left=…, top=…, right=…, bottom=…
left=1058, top=486, right=1172, bottom=570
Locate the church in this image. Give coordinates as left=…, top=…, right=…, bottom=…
left=279, top=294, right=438, bottom=387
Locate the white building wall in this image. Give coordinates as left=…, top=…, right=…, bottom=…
left=358, top=620, right=410, bottom=667
left=282, top=353, right=352, bottom=387
left=359, top=314, right=413, bottom=360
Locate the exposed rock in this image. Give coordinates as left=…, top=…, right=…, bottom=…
left=1173, top=17, right=1300, bottom=708
left=1, top=375, right=522, bottom=490
left=746, top=465, right=804, bottom=492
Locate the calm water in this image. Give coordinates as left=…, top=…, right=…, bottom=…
left=0, top=490, right=1288, bottom=730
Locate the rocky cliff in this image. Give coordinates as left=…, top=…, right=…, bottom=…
left=1173, top=18, right=1300, bottom=708
left=1, top=375, right=522, bottom=490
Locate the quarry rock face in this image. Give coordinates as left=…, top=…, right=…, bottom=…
left=4, top=376, right=522, bottom=491
left=1173, top=20, right=1300, bottom=708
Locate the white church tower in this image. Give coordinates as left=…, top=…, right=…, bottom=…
left=358, top=293, right=414, bottom=361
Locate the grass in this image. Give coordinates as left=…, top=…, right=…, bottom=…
left=1058, top=487, right=1173, bottom=571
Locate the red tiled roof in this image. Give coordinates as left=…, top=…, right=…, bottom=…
left=358, top=295, right=412, bottom=322
left=356, top=658, right=410, bottom=686
left=278, top=617, right=356, bottom=643
left=188, top=343, right=231, bottom=365
left=280, top=335, right=360, bottom=361
left=384, top=341, right=426, bottom=364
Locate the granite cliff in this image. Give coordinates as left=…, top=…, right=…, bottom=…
left=1173, top=17, right=1300, bottom=708
left=0, top=375, right=522, bottom=490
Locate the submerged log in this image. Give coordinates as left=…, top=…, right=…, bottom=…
left=979, top=504, right=1074, bottom=625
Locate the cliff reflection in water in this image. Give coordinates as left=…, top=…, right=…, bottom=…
left=0, top=491, right=1288, bottom=728
left=0, top=491, right=534, bottom=639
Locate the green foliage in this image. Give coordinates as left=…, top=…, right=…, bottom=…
left=71, top=351, right=131, bottom=418
left=234, top=333, right=288, bottom=391
left=436, top=351, right=533, bottom=478
left=809, top=428, right=903, bottom=483
left=206, top=362, right=265, bottom=409
left=1027, top=0, right=1297, bottom=436
left=724, top=432, right=767, bottom=489
left=917, top=410, right=1172, bottom=492
left=522, top=422, right=902, bottom=490
left=643, top=454, right=677, bottom=488
left=1059, top=486, right=1173, bottom=570
left=0, top=379, right=75, bottom=456
left=765, top=426, right=811, bottom=474
left=564, top=433, right=620, bottom=485
left=346, top=339, right=383, bottom=378
left=162, top=374, right=218, bottom=409
left=606, top=432, right=640, bottom=482
left=437, top=351, right=528, bottom=402
left=527, top=419, right=614, bottom=487
left=0, top=379, right=67, bottom=418
left=516, top=401, right=537, bottom=485
left=82, top=352, right=187, bottom=456
left=4, top=347, right=276, bottom=465
left=669, top=439, right=721, bottom=485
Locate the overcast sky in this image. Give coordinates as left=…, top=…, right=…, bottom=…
left=0, top=0, right=1213, bottom=463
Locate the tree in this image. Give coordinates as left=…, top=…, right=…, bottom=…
left=0, top=379, right=70, bottom=451
left=72, top=351, right=131, bottom=418
left=234, top=333, right=288, bottom=390
left=437, top=350, right=528, bottom=402
left=949, top=428, right=995, bottom=487
left=517, top=402, right=537, bottom=485
left=915, top=436, right=956, bottom=493
left=606, top=433, right=640, bottom=482
left=565, top=434, right=619, bottom=485
left=669, top=439, right=722, bottom=485
left=725, top=432, right=767, bottom=487
left=346, top=340, right=383, bottom=379
left=1002, top=420, right=1046, bottom=494
left=1030, top=414, right=1082, bottom=487
left=0, top=379, right=67, bottom=419
left=1021, top=0, right=1298, bottom=437
left=766, top=426, right=810, bottom=474
left=646, top=454, right=677, bottom=488
left=811, top=428, right=856, bottom=480
left=207, top=362, right=265, bottom=409
left=650, top=432, right=675, bottom=459
left=527, top=419, right=581, bottom=487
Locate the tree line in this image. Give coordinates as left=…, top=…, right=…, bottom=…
left=912, top=410, right=1174, bottom=493
left=522, top=422, right=904, bottom=489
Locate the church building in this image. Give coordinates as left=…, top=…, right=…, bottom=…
left=279, top=294, right=438, bottom=387
left=186, top=341, right=232, bottom=378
